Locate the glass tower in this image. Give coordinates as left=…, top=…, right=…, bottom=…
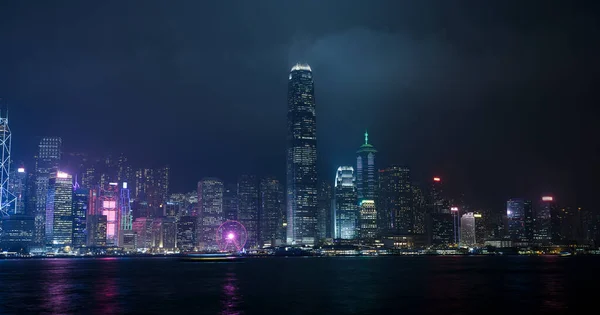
left=259, top=177, right=284, bottom=247
left=507, top=198, right=534, bottom=242
left=33, top=137, right=62, bottom=247
left=72, top=188, right=89, bottom=247
left=237, top=175, right=259, bottom=248
left=197, top=178, right=224, bottom=250
left=286, top=63, right=317, bottom=245
left=535, top=196, right=554, bottom=245
left=46, top=171, right=73, bottom=247
left=356, top=131, right=377, bottom=201
left=334, top=166, right=358, bottom=240
left=378, top=166, right=413, bottom=234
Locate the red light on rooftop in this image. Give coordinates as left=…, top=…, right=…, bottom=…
left=542, top=196, right=553, bottom=202
left=433, top=177, right=441, bottom=182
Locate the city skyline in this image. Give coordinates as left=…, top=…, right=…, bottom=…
left=1, top=1, right=597, bottom=211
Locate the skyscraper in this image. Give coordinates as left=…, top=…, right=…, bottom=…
left=223, top=183, right=238, bottom=221
left=334, top=166, right=358, bottom=240
left=97, top=183, right=120, bottom=246
left=238, top=175, right=259, bottom=248
left=535, top=196, right=554, bottom=245
left=197, top=178, right=224, bottom=250
left=356, top=131, right=377, bottom=201
left=72, top=188, right=89, bottom=247
left=177, top=216, right=196, bottom=252
left=506, top=198, right=534, bottom=243
left=33, top=137, right=62, bottom=247
left=317, top=181, right=333, bottom=240
left=286, top=63, right=317, bottom=245
left=259, top=177, right=284, bottom=247
left=8, top=165, right=27, bottom=215
left=0, top=111, right=16, bottom=217
left=45, top=171, right=73, bottom=248
left=378, top=166, right=412, bottom=234
left=460, top=212, right=476, bottom=247
left=359, top=200, right=377, bottom=240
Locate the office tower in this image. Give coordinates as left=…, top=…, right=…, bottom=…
left=197, top=178, right=224, bottom=250
left=428, top=176, right=447, bottom=213
left=317, top=181, right=333, bottom=239
left=133, top=166, right=170, bottom=215
left=223, top=183, right=238, bottom=221
left=460, top=212, right=476, bottom=247
left=356, top=131, right=378, bottom=201
left=9, top=165, right=27, bottom=215
left=412, top=185, right=426, bottom=234
left=177, top=216, right=196, bottom=252
left=120, top=182, right=132, bottom=231
left=378, top=166, right=412, bottom=234
left=132, top=217, right=153, bottom=250
left=0, top=111, right=17, bottom=216
left=472, top=212, right=486, bottom=245
left=506, top=198, right=534, bottom=243
left=428, top=212, right=454, bottom=246
left=535, top=196, right=554, bottom=245
left=33, top=137, right=62, bottom=247
left=0, top=215, right=34, bottom=251
left=87, top=215, right=107, bottom=247
left=359, top=200, right=377, bottom=240
left=45, top=171, right=73, bottom=248
left=97, top=183, right=120, bottom=246
left=259, top=177, right=284, bottom=247
left=286, top=63, right=317, bottom=245
left=116, top=153, right=132, bottom=184
left=334, top=166, right=358, bottom=239
left=72, top=188, right=89, bottom=247
left=238, top=175, right=259, bottom=248
left=160, top=217, right=177, bottom=251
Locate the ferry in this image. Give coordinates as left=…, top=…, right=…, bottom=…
left=180, top=252, right=244, bottom=262
left=559, top=251, right=572, bottom=257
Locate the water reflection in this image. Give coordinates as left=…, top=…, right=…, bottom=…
left=41, top=259, right=76, bottom=314
left=221, top=269, right=243, bottom=315
left=539, top=256, right=566, bottom=312
left=93, top=259, right=120, bottom=314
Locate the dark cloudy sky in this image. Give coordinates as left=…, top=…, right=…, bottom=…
left=1, top=1, right=598, bottom=210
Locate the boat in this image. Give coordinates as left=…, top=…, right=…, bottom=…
left=180, top=252, right=244, bottom=262
left=559, top=251, right=572, bottom=257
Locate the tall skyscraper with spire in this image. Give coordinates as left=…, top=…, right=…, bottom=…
left=286, top=63, right=317, bottom=245
left=356, top=130, right=377, bottom=201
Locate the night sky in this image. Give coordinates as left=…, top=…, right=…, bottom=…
left=1, top=1, right=598, bottom=210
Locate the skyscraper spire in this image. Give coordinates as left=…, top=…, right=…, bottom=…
left=365, top=130, right=369, bottom=145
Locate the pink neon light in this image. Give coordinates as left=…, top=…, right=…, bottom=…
left=542, top=196, right=553, bottom=201
left=102, top=201, right=116, bottom=209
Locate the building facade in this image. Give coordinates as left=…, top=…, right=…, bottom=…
left=378, top=166, right=412, bottom=234
left=506, top=198, right=533, bottom=242
left=535, top=196, right=554, bottom=245
left=197, top=178, right=224, bottom=250
left=33, top=137, right=62, bottom=247
left=286, top=63, right=317, bottom=245
left=237, top=175, right=259, bottom=248
left=359, top=200, right=377, bottom=240
left=334, top=167, right=358, bottom=240
left=460, top=212, right=476, bottom=247
left=45, top=171, right=73, bottom=248
left=259, top=177, right=284, bottom=247
left=356, top=131, right=377, bottom=201
left=72, top=188, right=89, bottom=247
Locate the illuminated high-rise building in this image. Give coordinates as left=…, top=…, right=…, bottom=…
left=412, top=185, right=426, bottom=234
left=535, top=196, right=554, bottom=245
left=460, top=212, right=476, bottom=247
left=97, top=183, right=120, bottom=246
left=259, top=177, right=284, bottom=247
left=359, top=200, right=377, bottom=240
left=133, top=166, right=170, bottom=216
left=177, top=216, right=196, bottom=252
left=378, top=166, right=412, bottom=234
left=334, top=166, right=358, bottom=240
left=0, top=111, right=17, bottom=217
left=120, top=182, right=132, bottom=231
left=8, top=165, right=27, bottom=215
left=72, top=188, right=89, bottom=247
left=197, top=178, right=224, bottom=250
left=45, top=171, right=73, bottom=247
left=317, top=181, right=333, bottom=239
left=238, top=175, right=259, bottom=248
left=286, top=63, right=317, bottom=245
left=33, top=137, right=62, bottom=247
left=87, top=215, right=107, bottom=247
left=356, top=131, right=377, bottom=201
left=506, top=198, right=534, bottom=242
left=223, top=183, right=238, bottom=221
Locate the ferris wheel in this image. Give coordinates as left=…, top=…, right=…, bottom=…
left=216, top=220, right=248, bottom=252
